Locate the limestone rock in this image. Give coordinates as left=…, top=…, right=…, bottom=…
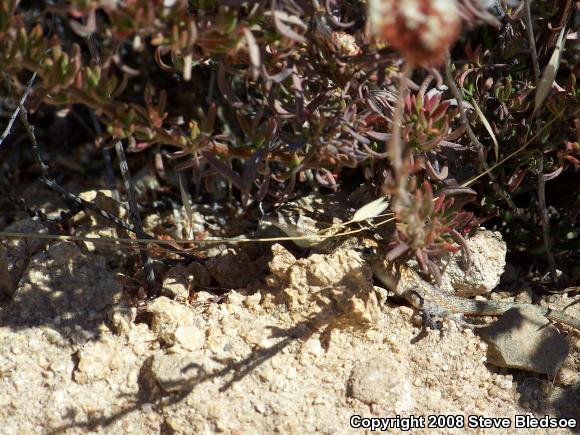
left=174, top=326, right=206, bottom=351
left=268, top=243, right=297, bottom=278
left=108, top=303, right=137, bottom=336
left=74, top=335, right=123, bottom=384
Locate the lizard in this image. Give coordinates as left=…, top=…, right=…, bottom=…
left=260, top=193, right=580, bottom=332
left=369, top=251, right=580, bottom=331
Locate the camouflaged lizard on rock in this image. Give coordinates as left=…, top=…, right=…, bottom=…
left=259, top=194, right=580, bottom=332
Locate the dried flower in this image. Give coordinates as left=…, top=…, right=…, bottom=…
left=331, top=31, right=361, bottom=57
left=368, top=0, right=461, bottom=66
left=315, top=15, right=361, bottom=57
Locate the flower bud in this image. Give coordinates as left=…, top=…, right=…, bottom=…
left=368, top=0, right=461, bottom=66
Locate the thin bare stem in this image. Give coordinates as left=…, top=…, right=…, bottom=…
left=389, top=62, right=413, bottom=206
left=15, top=90, right=50, bottom=181
left=0, top=73, right=37, bottom=147
left=536, top=151, right=558, bottom=283
left=523, top=1, right=553, bottom=280
left=115, top=140, right=158, bottom=297
left=523, top=0, right=540, bottom=84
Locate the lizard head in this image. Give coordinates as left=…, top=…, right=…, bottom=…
left=354, top=235, right=401, bottom=292
left=355, top=235, right=383, bottom=259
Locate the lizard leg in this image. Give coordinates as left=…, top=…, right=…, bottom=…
left=420, top=299, right=488, bottom=331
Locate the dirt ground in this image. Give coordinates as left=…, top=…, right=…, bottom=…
left=0, top=187, right=579, bottom=434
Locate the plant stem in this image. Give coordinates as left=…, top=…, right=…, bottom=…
left=536, top=151, right=558, bottom=283
left=389, top=62, right=413, bottom=206
left=115, top=140, right=158, bottom=297
left=0, top=72, right=37, bottom=148
left=523, top=0, right=540, bottom=85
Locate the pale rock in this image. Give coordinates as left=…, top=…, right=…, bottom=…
left=439, top=229, right=507, bottom=296
left=244, top=292, right=262, bottom=308
left=174, top=326, right=205, bottom=351
left=108, top=304, right=136, bottom=336
left=301, top=337, right=325, bottom=358
left=146, top=297, right=198, bottom=347
left=224, top=290, right=245, bottom=306
left=268, top=244, right=297, bottom=278
left=191, top=290, right=216, bottom=303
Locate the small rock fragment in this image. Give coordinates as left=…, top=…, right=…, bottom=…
left=162, top=264, right=193, bottom=299
left=480, top=306, right=569, bottom=376
left=108, top=304, right=137, bottom=336
left=224, top=290, right=245, bottom=306
left=268, top=244, right=297, bottom=278
left=244, top=292, right=262, bottom=308
left=146, top=297, right=199, bottom=348
left=191, top=290, right=218, bottom=303
left=174, top=326, right=205, bottom=351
